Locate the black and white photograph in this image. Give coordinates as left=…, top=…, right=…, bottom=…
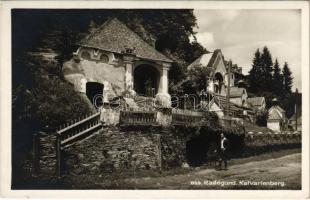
left=0, top=1, right=309, bottom=198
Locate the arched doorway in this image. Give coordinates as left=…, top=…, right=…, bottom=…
left=86, top=82, right=104, bottom=107
left=134, top=65, right=160, bottom=97
left=214, top=72, right=224, bottom=94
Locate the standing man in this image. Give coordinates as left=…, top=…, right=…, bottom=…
left=219, top=133, right=229, bottom=170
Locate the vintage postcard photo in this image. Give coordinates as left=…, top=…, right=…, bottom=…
left=0, top=0, right=309, bottom=199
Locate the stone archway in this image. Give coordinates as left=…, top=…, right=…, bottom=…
left=86, top=82, right=104, bottom=107
left=133, top=64, right=160, bottom=97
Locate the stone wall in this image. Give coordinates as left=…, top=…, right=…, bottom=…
left=37, top=132, right=57, bottom=177
left=244, top=132, right=301, bottom=148
left=35, top=125, right=301, bottom=178
left=160, top=127, right=187, bottom=169
left=63, top=58, right=126, bottom=100
left=100, top=108, right=120, bottom=125
left=267, top=121, right=281, bottom=132
left=62, top=126, right=162, bottom=175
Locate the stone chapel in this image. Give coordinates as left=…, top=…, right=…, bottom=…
left=63, top=18, right=173, bottom=107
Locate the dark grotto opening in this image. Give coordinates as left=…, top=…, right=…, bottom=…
left=185, top=131, right=219, bottom=167
left=86, top=82, right=104, bottom=106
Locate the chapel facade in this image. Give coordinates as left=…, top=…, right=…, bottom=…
left=62, top=18, right=173, bottom=107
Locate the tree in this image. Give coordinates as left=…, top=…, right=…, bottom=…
left=255, top=109, right=268, bottom=126
left=260, top=46, right=273, bottom=92
left=13, top=9, right=207, bottom=96
left=282, top=62, right=293, bottom=94
left=272, top=59, right=284, bottom=97
left=248, top=49, right=262, bottom=93
left=187, top=64, right=210, bottom=95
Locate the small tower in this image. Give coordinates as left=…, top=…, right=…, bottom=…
left=236, top=80, right=245, bottom=88
left=267, top=98, right=286, bottom=132
left=272, top=98, right=279, bottom=106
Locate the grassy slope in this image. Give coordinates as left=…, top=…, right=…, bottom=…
left=243, top=120, right=273, bottom=133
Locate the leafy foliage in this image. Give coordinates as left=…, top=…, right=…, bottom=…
left=186, top=64, right=210, bottom=95
left=12, top=55, right=92, bottom=130
left=255, top=109, right=268, bottom=126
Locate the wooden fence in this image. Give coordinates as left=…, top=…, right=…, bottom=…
left=55, top=111, right=102, bottom=177
left=56, top=112, right=102, bottom=147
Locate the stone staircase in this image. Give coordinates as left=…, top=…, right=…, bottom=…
left=212, top=94, right=251, bottom=118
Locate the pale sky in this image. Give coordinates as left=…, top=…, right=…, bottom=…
left=194, top=9, right=301, bottom=91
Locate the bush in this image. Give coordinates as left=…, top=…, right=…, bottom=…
left=13, top=55, right=92, bottom=130
left=255, top=109, right=268, bottom=126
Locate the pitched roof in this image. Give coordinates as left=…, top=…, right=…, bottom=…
left=210, top=93, right=254, bottom=113
left=268, top=106, right=286, bottom=120
left=289, top=113, right=301, bottom=120
left=289, top=113, right=302, bottom=124
left=187, top=53, right=212, bottom=70
left=247, top=97, right=265, bottom=106
left=79, top=18, right=172, bottom=63
left=229, top=87, right=247, bottom=98
left=187, top=49, right=223, bottom=77
left=289, top=111, right=301, bottom=120
left=275, top=105, right=285, bottom=113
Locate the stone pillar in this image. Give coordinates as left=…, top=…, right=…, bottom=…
left=102, top=81, right=110, bottom=103
left=123, top=54, right=136, bottom=96
left=125, top=61, right=133, bottom=89
left=80, top=78, right=87, bottom=93
left=155, top=62, right=171, bottom=108
left=160, top=65, right=169, bottom=94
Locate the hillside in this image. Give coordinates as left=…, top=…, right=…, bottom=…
left=242, top=120, right=273, bottom=134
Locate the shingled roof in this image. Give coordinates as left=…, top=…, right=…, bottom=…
left=187, top=49, right=223, bottom=78
left=79, top=18, right=172, bottom=63
left=229, top=87, right=247, bottom=98
left=188, top=49, right=222, bottom=68
left=247, top=97, right=265, bottom=107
